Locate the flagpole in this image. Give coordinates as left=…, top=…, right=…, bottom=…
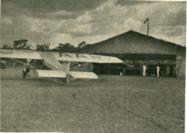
left=147, top=18, right=149, bottom=36
left=144, top=18, right=149, bottom=36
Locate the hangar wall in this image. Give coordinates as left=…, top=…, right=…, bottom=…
left=176, top=47, right=186, bottom=78
left=81, top=30, right=185, bottom=78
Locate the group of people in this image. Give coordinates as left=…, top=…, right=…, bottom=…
left=142, top=64, right=160, bottom=77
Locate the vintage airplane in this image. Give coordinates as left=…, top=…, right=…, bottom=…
left=0, top=49, right=123, bottom=83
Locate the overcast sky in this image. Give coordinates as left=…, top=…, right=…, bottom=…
left=1, top=0, right=186, bottom=48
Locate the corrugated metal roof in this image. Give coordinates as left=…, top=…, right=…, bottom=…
left=81, top=30, right=185, bottom=55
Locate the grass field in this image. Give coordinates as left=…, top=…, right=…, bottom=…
left=0, top=67, right=185, bottom=132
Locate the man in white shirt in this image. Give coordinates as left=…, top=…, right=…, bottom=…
left=156, top=66, right=160, bottom=77
left=143, top=65, right=146, bottom=76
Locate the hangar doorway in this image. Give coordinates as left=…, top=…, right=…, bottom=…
left=93, top=54, right=176, bottom=77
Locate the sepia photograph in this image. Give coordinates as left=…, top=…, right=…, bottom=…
left=0, top=0, right=186, bottom=132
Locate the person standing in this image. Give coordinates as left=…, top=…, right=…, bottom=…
left=143, top=64, right=147, bottom=76
left=156, top=65, right=160, bottom=77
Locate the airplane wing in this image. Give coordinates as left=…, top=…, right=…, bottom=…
left=54, top=53, right=123, bottom=64
left=0, top=49, right=123, bottom=81
left=0, top=49, right=42, bottom=59
left=36, top=70, right=98, bottom=79
left=0, top=49, right=123, bottom=64
left=36, top=70, right=66, bottom=78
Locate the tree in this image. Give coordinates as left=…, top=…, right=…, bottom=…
left=13, top=39, right=30, bottom=49
left=2, top=44, right=12, bottom=49
left=78, top=41, right=86, bottom=48
left=36, top=43, right=49, bottom=51
left=57, top=43, right=75, bottom=52
left=76, top=41, right=90, bottom=52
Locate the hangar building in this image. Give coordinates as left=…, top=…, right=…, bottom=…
left=81, top=30, right=185, bottom=78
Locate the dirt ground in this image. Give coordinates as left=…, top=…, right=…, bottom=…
left=0, top=67, right=185, bottom=132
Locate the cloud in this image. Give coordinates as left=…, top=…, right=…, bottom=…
left=161, top=26, right=184, bottom=36
left=152, top=25, right=186, bottom=45
left=116, top=0, right=155, bottom=5
left=2, top=0, right=105, bottom=19
left=1, top=0, right=186, bottom=47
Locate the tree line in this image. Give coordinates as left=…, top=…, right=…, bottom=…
left=2, top=39, right=90, bottom=52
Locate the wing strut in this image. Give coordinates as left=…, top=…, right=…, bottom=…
left=26, top=59, right=32, bottom=65
left=9, top=58, right=35, bottom=69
